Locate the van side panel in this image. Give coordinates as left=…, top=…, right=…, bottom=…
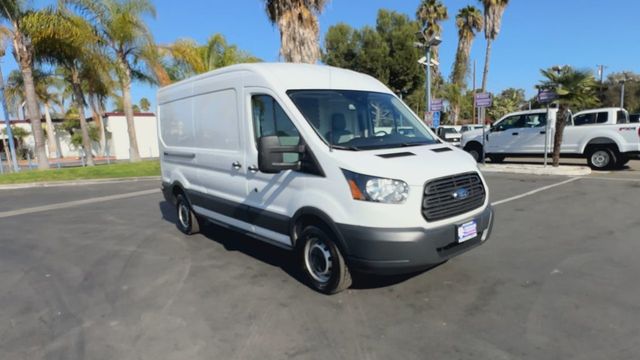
left=158, top=82, right=198, bottom=192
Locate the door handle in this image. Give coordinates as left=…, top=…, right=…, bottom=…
left=232, top=161, right=242, bottom=170
left=539, top=131, right=546, bottom=134
left=512, top=132, right=519, bottom=136
left=248, top=165, right=259, bottom=173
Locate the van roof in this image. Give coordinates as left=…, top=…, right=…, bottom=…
left=157, top=62, right=391, bottom=95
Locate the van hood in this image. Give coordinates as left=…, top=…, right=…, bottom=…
left=328, top=144, right=479, bottom=186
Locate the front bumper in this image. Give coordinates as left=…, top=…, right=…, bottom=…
left=338, top=205, right=494, bottom=275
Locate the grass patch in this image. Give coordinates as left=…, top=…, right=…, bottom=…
left=0, top=160, right=160, bottom=185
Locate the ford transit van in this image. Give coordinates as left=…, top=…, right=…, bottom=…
left=159, top=63, right=493, bottom=294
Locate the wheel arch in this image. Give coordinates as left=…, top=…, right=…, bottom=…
left=290, top=207, right=349, bottom=254
left=582, top=137, right=621, bottom=154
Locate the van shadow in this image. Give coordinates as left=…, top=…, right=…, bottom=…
left=158, top=201, right=434, bottom=291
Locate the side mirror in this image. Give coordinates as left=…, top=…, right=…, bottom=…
left=258, top=136, right=304, bottom=174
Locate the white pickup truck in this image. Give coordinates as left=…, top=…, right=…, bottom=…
left=461, top=107, right=640, bottom=169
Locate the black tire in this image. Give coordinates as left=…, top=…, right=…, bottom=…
left=465, top=143, right=484, bottom=163
left=488, top=155, right=505, bottom=163
left=175, top=194, right=200, bottom=235
left=587, top=147, right=617, bottom=170
left=616, top=154, right=630, bottom=168
left=299, top=225, right=352, bottom=294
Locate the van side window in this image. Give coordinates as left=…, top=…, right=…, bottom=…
left=251, top=95, right=300, bottom=147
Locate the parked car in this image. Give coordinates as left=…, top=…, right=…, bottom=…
left=461, top=108, right=640, bottom=170
left=159, top=63, right=494, bottom=294
left=436, top=126, right=462, bottom=147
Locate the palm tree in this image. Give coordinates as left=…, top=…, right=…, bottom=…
left=63, top=0, right=157, bottom=162
left=139, top=97, right=150, bottom=111
left=24, top=9, right=103, bottom=166
left=0, top=1, right=50, bottom=169
left=479, top=0, right=509, bottom=91
left=160, top=34, right=260, bottom=82
left=415, top=0, right=448, bottom=72
left=4, top=68, right=62, bottom=158
left=0, top=26, right=18, bottom=170
left=264, top=0, right=327, bottom=63
left=539, top=66, right=599, bottom=167
left=450, top=6, right=483, bottom=124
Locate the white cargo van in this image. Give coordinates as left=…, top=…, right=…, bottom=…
left=158, top=63, right=493, bottom=294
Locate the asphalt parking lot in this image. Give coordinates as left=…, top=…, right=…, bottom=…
left=1, top=161, right=640, bottom=359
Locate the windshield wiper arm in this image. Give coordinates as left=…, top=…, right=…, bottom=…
left=400, top=142, right=431, bottom=148
left=331, top=144, right=360, bottom=151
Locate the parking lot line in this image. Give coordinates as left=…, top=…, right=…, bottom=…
left=580, top=176, right=640, bottom=182
left=491, top=177, right=580, bottom=206
left=0, top=188, right=159, bottom=219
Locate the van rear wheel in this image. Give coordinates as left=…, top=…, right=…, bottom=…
left=176, top=194, right=200, bottom=235
left=300, top=225, right=352, bottom=294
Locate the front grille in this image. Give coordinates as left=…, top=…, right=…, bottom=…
left=422, top=172, right=486, bottom=221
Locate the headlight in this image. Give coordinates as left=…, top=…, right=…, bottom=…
left=342, top=169, right=409, bottom=204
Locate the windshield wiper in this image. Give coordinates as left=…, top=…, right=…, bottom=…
left=331, top=144, right=361, bottom=151
left=399, top=142, right=432, bottom=148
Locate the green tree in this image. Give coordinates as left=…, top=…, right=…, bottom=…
left=322, top=23, right=359, bottom=69
left=450, top=6, right=483, bottom=124
left=539, top=66, right=599, bottom=167
left=139, top=97, right=150, bottom=111
left=323, top=11, right=424, bottom=112
left=0, top=1, right=51, bottom=169
left=598, top=72, right=640, bottom=112
left=2, top=125, right=29, bottom=158
left=64, top=0, right=157, bottom=162
left=4, top=68, right=60, bottom=157
left=487, top=87, right=525, bottom=121
left=160, top=34, right=260, bottom=82
left=264, top=0, right=327, bottom=63
left=479, top=0, right=509, bottom=91
left=24, top=8, right=104, bottom=166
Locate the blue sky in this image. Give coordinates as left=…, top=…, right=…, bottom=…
left=6, top=0, right=640, bottom=111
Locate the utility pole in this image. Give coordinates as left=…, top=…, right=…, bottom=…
left=425, top=44, right=431, bottom=114
left=619, top=79, right=626, bottom=109
left=597, top=64, right=607, bottom=99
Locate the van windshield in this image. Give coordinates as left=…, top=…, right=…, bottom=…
left=287, top=90, right=438, bottom=150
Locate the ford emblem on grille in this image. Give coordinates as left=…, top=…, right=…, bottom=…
left=452, top=187, right=470, bottom=200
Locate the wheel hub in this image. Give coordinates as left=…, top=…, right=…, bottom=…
left=592, top=150, right=610, bottom=168
left=305, top=238, right=333, bottom=283
left=178, top=202, right=190, bottom=228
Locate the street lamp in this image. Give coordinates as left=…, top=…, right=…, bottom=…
left=415, top=26, right=442, bottom=116
left=618, top=79, right=626, bottom=109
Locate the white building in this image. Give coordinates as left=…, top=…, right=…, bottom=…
left=103, top=112, right=159, bottom=160
left=0, top=113, right=159, bottom=161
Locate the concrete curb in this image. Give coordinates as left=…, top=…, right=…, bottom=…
left=0, top=176, right=161, bottom=190
left=479, top=164, right=592, bottom=176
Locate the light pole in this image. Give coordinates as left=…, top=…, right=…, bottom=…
left=415, top=26, right=442, bottom=117
left=619, top=79, right=626, bottom=109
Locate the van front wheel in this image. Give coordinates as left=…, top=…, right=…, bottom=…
left=176, top=194, right=200, bottom=235
left=300, top=225, right=352, bottom=294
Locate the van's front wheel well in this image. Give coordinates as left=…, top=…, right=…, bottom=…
left=291, top=209, right=348, bottom=254
left=168, top=183, right=186, bottom=205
